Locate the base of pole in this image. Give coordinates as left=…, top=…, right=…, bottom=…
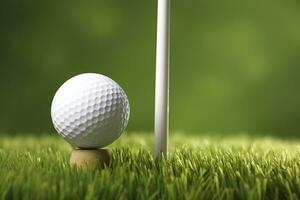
left=70, top=149, right=110, bottom=169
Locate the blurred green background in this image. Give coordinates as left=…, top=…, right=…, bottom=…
left=1, top=0, right=300, bottom=136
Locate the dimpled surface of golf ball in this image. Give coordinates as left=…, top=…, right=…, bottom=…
left=51, top=73, right=130, bottom=148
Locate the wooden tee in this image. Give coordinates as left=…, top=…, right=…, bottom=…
left=70, top=149, right=110, bottom=169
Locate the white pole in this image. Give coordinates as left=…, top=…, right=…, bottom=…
left=155, top=0, right=170, bottom=158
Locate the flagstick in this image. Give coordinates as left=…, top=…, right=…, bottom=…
left=155, top=0, right=170, bottom=158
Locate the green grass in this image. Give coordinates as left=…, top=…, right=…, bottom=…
left=1, top=133, right=300, bottom=200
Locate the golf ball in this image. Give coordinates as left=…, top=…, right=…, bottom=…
left=51, top=73, right=130, bottom=148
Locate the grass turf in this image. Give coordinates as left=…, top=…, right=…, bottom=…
left=1, top=133, right=300, bottom=200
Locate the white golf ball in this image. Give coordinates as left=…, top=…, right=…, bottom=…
left=51, top=73, right=130, bottom=148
